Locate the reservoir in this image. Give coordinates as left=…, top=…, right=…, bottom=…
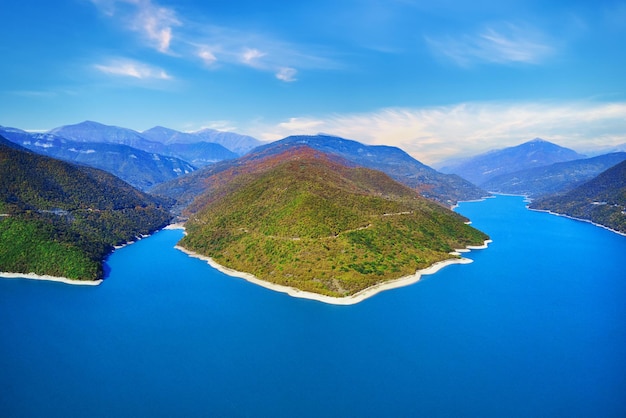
left=1, top=195, right=625, bottom=417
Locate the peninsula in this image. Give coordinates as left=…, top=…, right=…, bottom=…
left=178, top=147, right=490, bottom=298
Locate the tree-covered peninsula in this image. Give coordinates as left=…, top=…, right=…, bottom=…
left=180, top=147, right=489, bottom=297
left=0, top=136, right=172, bottom=281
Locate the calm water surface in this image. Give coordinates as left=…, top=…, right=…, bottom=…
left=1, top=195, right=625, bottom=417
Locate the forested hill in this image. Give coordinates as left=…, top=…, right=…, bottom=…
left=253, top=135, right=487, bottom=205
left=0, top=136, right=173, bottom=281
left=152, top=134, right=488, bottom=212
left=480, top=152, right=626, bottom=197
left=530, top=160, right=626, bottom=234
left=180, top=146, right=489, bottom=297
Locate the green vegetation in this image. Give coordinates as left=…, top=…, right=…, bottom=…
left=0, top=216, right=100, bottom=280
left=530, top=160, right=626, bottom=234
left=0, top=137, right=173, bottom=281
left=180, top=148, right=489, bottom=297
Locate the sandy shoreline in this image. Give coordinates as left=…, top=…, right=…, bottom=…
left=175, top=239, right=492, bottom=305
left=164, top=222, right=186, bottom=230
left=0, top=272, right=102, bottom=286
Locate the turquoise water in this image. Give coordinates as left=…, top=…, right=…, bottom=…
left=1, top=195, right=625, bottom=417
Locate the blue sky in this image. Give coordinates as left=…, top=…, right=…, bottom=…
left=1, top=0, right=625, bottom=163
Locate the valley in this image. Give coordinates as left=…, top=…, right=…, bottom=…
left=1, top=123, right=624, bottom=298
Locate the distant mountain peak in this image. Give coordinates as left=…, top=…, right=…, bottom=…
left=439, top=138, right=585, bottom=185
left=192, top=127, right=218, bottom=134
left=70, top=120, right=113, bottom=130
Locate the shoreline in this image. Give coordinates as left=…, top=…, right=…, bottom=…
left=0, top=272, right=102, bottom=286
left=474, top=193, right=625, bottom=237
left=527, top=207, right=626, bottom=237
left=164, top=222, right=186, bottom=230
left=450, top=194, right=494, bottom=210
left=0, top=223, right=176, bottom=286
left=174, top=239, right=492, bottom=305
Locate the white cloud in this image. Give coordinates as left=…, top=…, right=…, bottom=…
left=94, top=58, right=172, bottom=80
left=276, top=67, right=297, bottom=82
left=240, top=48, right=267, bottom=66
left=90, top=0, right=180, bottom=53
left=88, top=0, right=336, bottom=81
left=253, top=101, right=626, bottom=165
left=427, top=22, right=554, bottom=67
left=189, top=120, right=238, bottom=132
left=275, top=117, right=326, bottom=132
left=197, top=47, right=217, bottom=65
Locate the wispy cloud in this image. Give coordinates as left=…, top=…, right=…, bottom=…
left=197, top=46, right=218, bottom=66
left=186, top=120, right=239, bottom=133
left=88, top=0, right=336, bottom=82
left=240, top=48, right=267, bottom=67
left=94, top=58, right=172, bottom=80
left=252, top=101, right=626, bottom=164
left=89, top=0, right=180, bottom=53
left=275, top=67, right=297, bottom=82
left=427, top=22, right=554, bottom=67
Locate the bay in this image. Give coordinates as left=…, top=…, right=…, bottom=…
left=1, top=195, right=625, bottom=417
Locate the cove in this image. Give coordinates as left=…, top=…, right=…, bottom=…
left=1, top=195, right=625, bottom=417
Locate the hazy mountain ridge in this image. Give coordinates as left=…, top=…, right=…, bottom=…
left=50, top=121, right=242, bottom=165
left=0, top=126, right=196, bottom=191
left=481, top=152, right=626, bottom=197
left=180, top=146, right=489, bottom=297
left=160, top=141, right=237, bottom=167
left=530, top=160, right=626, bottom=234
left=143, top=125, right=262, bottom=155
left=439, top=138, right=586, bottom=185
left=0, top=135, right=172, bottom=280
left=49, top=120, right=161, bottom=151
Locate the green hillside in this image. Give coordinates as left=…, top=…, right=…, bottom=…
left=180, top=147, right=489, bottom=297
left=0, top=136, right=172, bottom=281
left=530, top=160, right=626, bottom=234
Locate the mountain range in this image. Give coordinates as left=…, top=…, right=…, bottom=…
left=439, top=138, right=586, bottom=186
left=3, top=118, right=624, bottom=290
left=141, top=125, right=261, bottom=155
left=180, top=146, right=489, bottom=297
left=480, top=152, right=626, bottom=197
left=50, top=121, right=245, bottom=165
left=529, top=160, right=626, bottom=234
left=0, top=135, right=172, bottom=281
left=153, top=134, right=488, bottom=211
left=0, top=120, right=258, bottom=190
left=0, top=126, right=196, bottom=191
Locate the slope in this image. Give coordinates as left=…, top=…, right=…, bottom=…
left=0, top=136, right=173, bottom=281
left=529, top=160, right=626, bottom=234
left=0, top=126, right=196, bottom=190
left=254, top=135, right=487, bottom=205
left=152, top=134, right=488, bottom=211
left=439, top=138, right=585, bottom=185
left=143, top=125, right=261, bottom=155
left=179, top=147, right=489, bottom=297
left=481, top=152, right=626, bottom=197
left=48, top=121, right=238, bottom=167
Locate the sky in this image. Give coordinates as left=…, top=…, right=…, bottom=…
left=1, top=0, right=625, bottom=164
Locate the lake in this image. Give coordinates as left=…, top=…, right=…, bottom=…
left=1, top=195, right=625, bottom=417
